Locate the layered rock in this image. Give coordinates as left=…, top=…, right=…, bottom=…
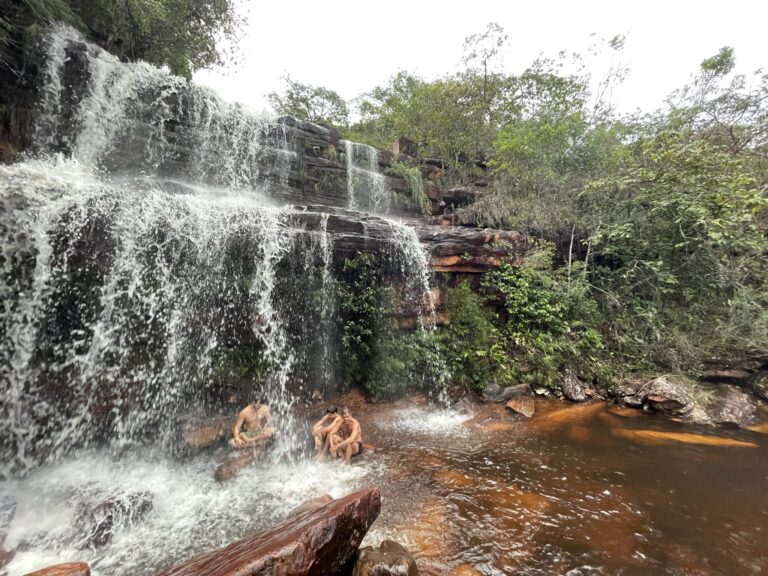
left=157, top=486, right=381, bottom=576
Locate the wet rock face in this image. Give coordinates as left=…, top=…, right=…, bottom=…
left=352, top=540, right=419, bottom=576
left=74, top=490, right=153, bottom=549
left=158, top=486, right=381, bottom=576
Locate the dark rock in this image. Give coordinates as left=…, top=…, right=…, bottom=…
left=562, top=368, right=588, bottom=402
left=352, top=540, right=418, bottom=576
left=74, top=491, right=153, bottom=549
left=157, top=486, right=381, bottom=576
left=422, top=158, right=446, bottom=168
left=287, top=495, right=334, bottom=519
left=482, top=384, right=531, bottom=403
left=442, top=186, right=481, bottom=208
left=752, top=373, right=768, bottom=403
left=23, top=562, right=90, bottom=576
left=392, top=137, right=418, bottom=157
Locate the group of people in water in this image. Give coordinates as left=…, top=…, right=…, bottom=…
left=228, top=399, right=363, bottom=464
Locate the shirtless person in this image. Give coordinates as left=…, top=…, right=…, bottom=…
left=312, top=406, right=341, bottom=461
left=229, top=399, right=276, bottom=448
left=328, top=407, right=362, bottom=464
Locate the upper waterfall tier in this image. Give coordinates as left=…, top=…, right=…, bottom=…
left=32, top=24, right=409, bottom=214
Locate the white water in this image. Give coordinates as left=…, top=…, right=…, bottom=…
left=379, top=407, right=472, bottom=437
left=0, top=23, right=448, bottom=574
left=2, top=452, right=374, bottom=575
left=343, top=140, right=392, bottom=213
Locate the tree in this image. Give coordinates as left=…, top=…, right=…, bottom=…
left=1, top=0, right=243, bottom=79
left=267, top=75, right=349, bottom=126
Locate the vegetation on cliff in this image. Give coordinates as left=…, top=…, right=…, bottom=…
left=274, top=24, right=767, bottom=394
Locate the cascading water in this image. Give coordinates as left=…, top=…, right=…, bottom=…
left=0, top=22, right=446, bottom=575
left=343, top=140, right=392, bottom=213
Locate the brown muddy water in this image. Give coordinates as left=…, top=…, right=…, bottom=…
left=341, top=394, right=768, bottom=576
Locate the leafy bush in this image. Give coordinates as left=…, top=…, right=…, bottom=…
left=481, top=243, right=605, bottom=388
left=387, top=160, right=430, bottom=215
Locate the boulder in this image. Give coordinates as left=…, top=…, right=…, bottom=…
left=442, top=186, right=481, bottom=208
left=157, top=486, right=381, bottom=576
left=23, top=562, right=90, bottom=576
left=482, top=384, right=531, bottom=403
left=615, top=376, right=693, bottom=417
left=642, top=377, right=694, bottom=416
left=705, top=385, right=758, bottom=427
left=352, top=540, right=418, bottom=576
left=287, top=495, right=334, bottom=519
left=74, top=490, right=153, bottom=549
left=505, top=397, right=535, bottom=418
left=561, top=368, right=588, bottom=402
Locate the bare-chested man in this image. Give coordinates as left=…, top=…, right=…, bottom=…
left=229, top=399, right=276, bottom=448
left=328, top=407, right=362, bottom=464
left=312, top=406, right=341, bottom=461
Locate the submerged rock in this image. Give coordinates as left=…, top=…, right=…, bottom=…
left=157, top=486, right=381, bottom=576
left=74, top=491, right=153, bottom=549
left=352, top=539, right=419, bottom=576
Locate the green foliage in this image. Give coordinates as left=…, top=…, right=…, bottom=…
left=368, top=326, right=444, bottom=400
left=268, top=75, right=349, bottom=126
left=1, top=0, right=242, bottom=79
left=335, top=254, right=444, bottom=399
left=386, top=160, right=430, bottom=214
left=481, top=244, right=605, bottom=388
left=441, top=281, right=506, bottom=392
left=336, top=254, right=383, bottom=389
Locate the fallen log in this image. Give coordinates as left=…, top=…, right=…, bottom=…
left=157, top=486, right=381, bottom=576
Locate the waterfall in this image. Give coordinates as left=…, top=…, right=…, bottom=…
left=386, top=218, right=449, bottom=403
left=0, top=24, right=444, bottom=478
left=343, top=140, right=392, bottom=213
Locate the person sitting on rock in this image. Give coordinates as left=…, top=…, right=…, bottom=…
left=229, top=398, right=276, bottom=448
left=328, top=406, right=363, bottom=464
left=312, top=406, right=341, bottom=461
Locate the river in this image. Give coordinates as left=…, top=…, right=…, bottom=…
left=4, top=395, right=767, bottom=575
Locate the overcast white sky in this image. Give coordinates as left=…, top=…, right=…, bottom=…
left=195, top=0, right=767, bottom=116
